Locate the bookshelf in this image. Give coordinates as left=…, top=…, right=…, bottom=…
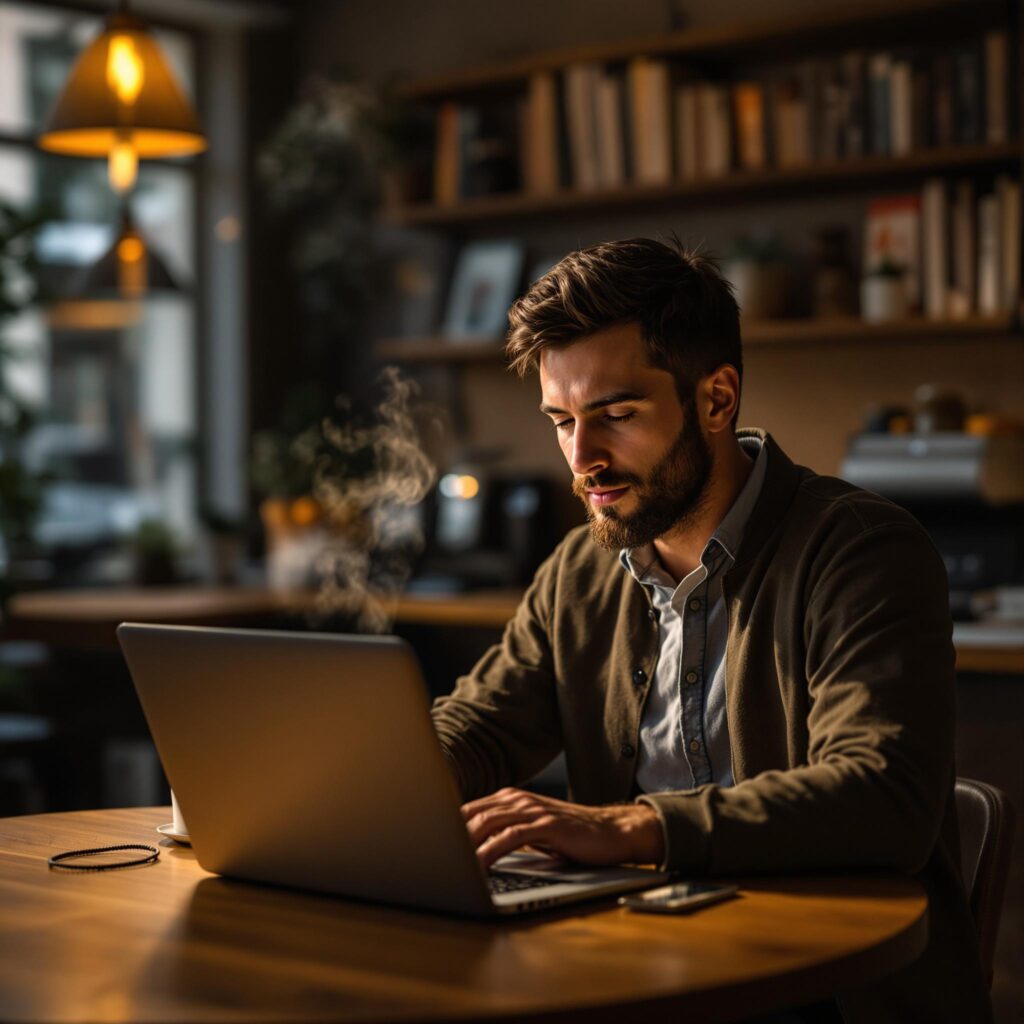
left=374, top=315, right=1019, bottom=365
left=377, top=0, right=1023, bottom=361
left=384, top=143, right=1021, bottom=228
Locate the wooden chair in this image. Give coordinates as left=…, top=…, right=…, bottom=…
left=955, top=777, right=1017, bottom=989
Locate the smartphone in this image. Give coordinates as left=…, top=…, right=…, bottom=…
left=618, top=881, right=739, bottom=914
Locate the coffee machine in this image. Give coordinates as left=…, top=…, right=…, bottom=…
left=840, top=432, right=1024, bottom=619
left=410, top=461, right=558, bottom=591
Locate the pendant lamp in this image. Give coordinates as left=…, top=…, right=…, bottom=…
left=77, top=206, right=183, bottom=298
left=47, top=206, right=182, bottom=329
left=37, top=0, right=206, bottom=194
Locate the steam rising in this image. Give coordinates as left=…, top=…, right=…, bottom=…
left=310, top=366, right=437, bottom=632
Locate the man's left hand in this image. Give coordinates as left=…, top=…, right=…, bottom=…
left=461, top=788, right=665, bottom=870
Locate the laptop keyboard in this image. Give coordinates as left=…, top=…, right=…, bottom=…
left=488, top=871, right=560, bottom=894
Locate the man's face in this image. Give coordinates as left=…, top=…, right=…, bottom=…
left=539, top=323, right=713, bottom=550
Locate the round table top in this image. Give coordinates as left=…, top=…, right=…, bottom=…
left=0, top=808, right=927, bottom=1023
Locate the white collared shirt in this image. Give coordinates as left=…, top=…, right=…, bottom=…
left=620, top=435, right=767, bottom=793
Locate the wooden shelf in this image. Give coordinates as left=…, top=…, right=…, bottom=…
left=374, top=316, right=1019, bottom=365
left=399, top=0, right=1001, bottom=100
left=382, top=144, right=1021, bottom=228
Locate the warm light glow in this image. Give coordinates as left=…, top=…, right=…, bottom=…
left=215, top=215, right=241, bottom=243
left=117, top=235, right=147, bottom=297
left=108, top=139, right=138, bottom=192
left=439, top=473, right=481, bottom=500
left=106, top=35, right=144, bottom=105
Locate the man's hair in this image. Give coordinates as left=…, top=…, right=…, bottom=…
left=506, top=237, right=742, bottom=422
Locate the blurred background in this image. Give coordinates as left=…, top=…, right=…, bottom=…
left=0, top=0, right=1021, bottom=1015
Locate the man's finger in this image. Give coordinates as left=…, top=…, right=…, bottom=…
left=477, top=820, right=557, bottom=870
left=466, top=807, right=540, bottom=847
left=460, top=787, right=534, bottom=821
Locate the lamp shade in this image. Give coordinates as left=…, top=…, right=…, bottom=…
left=73, top=208, right=184, bottom=299
left=37, top=13, right=206, bottom=160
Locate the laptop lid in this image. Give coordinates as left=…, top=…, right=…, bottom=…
left=118, top=623, right=497, bottom=916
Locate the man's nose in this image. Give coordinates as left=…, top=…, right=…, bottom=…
left=568, top=422, right=609, bottom=477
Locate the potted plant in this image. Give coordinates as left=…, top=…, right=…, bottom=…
left=860, top=258, right=910, bottom=322
left=721, top=232, right=789, bottom=320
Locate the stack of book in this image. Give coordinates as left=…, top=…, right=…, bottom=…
left=434, top=29, right=1012, bottom=202
left=864, top=175, right=1021, bottom=320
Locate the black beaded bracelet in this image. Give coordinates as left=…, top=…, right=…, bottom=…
left=48, top=844, right=160, bottom=872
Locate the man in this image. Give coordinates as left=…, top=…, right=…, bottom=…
left=430, top=238, right=990, bottom=1023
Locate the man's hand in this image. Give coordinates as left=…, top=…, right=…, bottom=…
left=461, top=788, right=665, bottom=871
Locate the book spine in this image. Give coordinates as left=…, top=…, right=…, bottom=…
left=565, top=63, right=600, bottom=191
left=868, top=53, right=892, bottom=156
left=949, top=179, right=976, bottom=319
left=953, top=44, right=983, bottom=145
left=526, top=72, right=560, bottom=195
left=595, top=71, right=626, bottom=189
left=734, top=81, right=766, bottom=170
left=675, top=83, right=700, bottom=179
left=922, top=178, right=948, bottom=319
left=977, top=192, right=1001, bottom=315
left=889, top=58, right=912, bottom=156
left=985, top=30, right=1008, bottom=144
left=433, top=101, right=461, bottom=204
left=997, top=175, right=1021, bottom=313
left=842, top=51, right=867, bottom=158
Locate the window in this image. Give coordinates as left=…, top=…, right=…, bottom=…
left=0, top=2, right=200, bottom=582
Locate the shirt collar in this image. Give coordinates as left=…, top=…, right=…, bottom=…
left=619, top=435, right=767, bottom=582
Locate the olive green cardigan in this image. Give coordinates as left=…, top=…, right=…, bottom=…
left=432, top=429, right=990, bottom=1023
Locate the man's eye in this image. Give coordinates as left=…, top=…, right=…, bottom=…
left=604, top=412, right=635, bottom=424
left=554, top=420, right=573, bottom=431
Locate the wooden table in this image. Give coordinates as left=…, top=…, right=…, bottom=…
left=0, top=808, right=928, bottom=1023
left=1, top=586, right=524, bottom=650
left=4, top=586, right=1023, bottom=673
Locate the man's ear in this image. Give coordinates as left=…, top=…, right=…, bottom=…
left=702, top=365, right=741, bottom=434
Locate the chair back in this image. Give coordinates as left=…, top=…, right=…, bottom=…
left=955, top=777, right=1017, bottom=988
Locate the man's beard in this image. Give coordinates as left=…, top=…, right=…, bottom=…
left=572, top=401, right=713, bottom=551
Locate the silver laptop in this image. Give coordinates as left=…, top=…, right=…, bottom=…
left=117, top=623, right=668, bottom=916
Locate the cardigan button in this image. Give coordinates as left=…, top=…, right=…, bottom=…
left=647, top=608, right=657, bottom=621
left=621, top=743, right=636, bottom=758
left=632, top=667, right=646, bottom=685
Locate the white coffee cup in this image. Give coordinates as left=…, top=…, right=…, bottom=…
left=170, top=789, right=189, bottom=836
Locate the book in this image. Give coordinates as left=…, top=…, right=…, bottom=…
left=949, top=180, right=976, bottom=319
left=674, top=83, right=700, bottom=179
left=817, top=59, right=845, bottom=161
left=841, top=51, right=868, bottom=158
left=997, top=175, right=1021, bottom=314
left=868, top=53, right=892, bottom=155
left=921, top=178, right=948, bottom=319
left=931, top=51, right=955, bottom=147
left=433, top=101, right=461, bottom=204
left=458, top=100, right=520, bottom=198
left=977, top=192, right=1001, bottom=315
left=910, top=60, right=931, bottom=151
left=698, top=82, right=733, bottom=176
left=629, top=57, right=673, bottom=184
left=985, top=30, right=1009, bottom=144
left=863, top=194, right=922, bottom=310
left=595, top=70, right=626, bottom=189
left=889, top=58, right=912, bottom=156
left=564, top=63, right=601, bottom=191
left=523, top=71, right=560, bottom=195
left=772, top=77, right=809, bottom=167
left=733, top=81, right=766, bottom=170
left=953, top=44, right=983, bottom=145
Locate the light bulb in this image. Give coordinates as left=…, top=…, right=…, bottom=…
left=108, top=139, right=138, bottom=193
left=106, top=34, right=144, bottom=105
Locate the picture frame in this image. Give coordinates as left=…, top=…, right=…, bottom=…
left=443, top=240, right=524, bottom=342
